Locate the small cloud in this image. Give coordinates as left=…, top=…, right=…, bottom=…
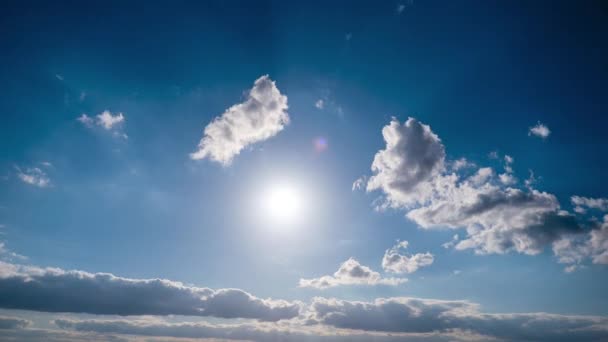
left=55, top=74, right=64, bottom=81
left=96, top=110, right=125, bottom=130
left=529, top=122, right=551, bottom=139
left=79, top=91, right=87, bottom=102
left=314, top=99, right=324, bottom=109
left=453, top=270, right=462, bottom=275
left=442, top=234, right=459, bottom=249
left=15, top=166, right=50, bottom=188
left=382, top=240, right=434, bottom=274
left=299, top=258, right=407, bottom=289
left=397, top=4, right=406, bottom=13
left=352, top=176, right=367, bottom=191
left=345, top=33, right=352, bottom=41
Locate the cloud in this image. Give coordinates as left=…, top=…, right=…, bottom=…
left=382, top=241, right=434, bottom=274
left=299, top=258, right=406, bottom=289
left=0, top=316, right=31, bottom=330
left=15, top=166, right=50, bottom=188
left=529, top=122, right=551, bottom=139
left=78, top=111, right=127, bottom=139
left=0, top=242, right=27, bottom=261
left=363, top=117, right=597, bottom=259
left=315, top=99, right=324, bottom=109
left=54, top=318, right=457, bottom=342
left=351, top=176, right=367, bottom=191
left=0, top=261, right=300, bottom=322
left=96, top=111, right=125, bottom=130
left=190, top=75, right=289, bottom=165
left=571, top=196, right=608, bottom=214
left=553, top=215, right=608, bottom=269
left=308, top=296, right=608, bottom=341
left=366, top=117, right=446, bottom=208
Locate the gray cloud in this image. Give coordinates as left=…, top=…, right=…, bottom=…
left=190, top=75, right=289, bottom=165
left=0, top=261, right=300, bottom=321
left=308, top=297, right=608, bottom=341
left=0, top=316, right=31, bottom=330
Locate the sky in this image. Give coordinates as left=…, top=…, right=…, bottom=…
left=1, top=1, right=608, bottom=341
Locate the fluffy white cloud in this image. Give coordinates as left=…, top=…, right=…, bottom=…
left=0, top=261, right=300, bottom=321
left=366, top=117, right=445, bottom=207
left=571, top=196, right=608, bottom=214
left=190, top=75, right=289, bottom=165
left=299, top=258, right=406, bottom=289
left=308, top=296, right=608, bottom=341
left=15, top=166, right=50, bottom=188
left=315, top=99, right=324, bottom=109
left=529, top=122, right=551, bottom=139
left=364, top=117, right=594, bottom=258
left=382, top=241, right=434, bottom=274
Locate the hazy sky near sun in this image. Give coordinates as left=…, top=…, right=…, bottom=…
left=1, top=1, right=608, bottom=341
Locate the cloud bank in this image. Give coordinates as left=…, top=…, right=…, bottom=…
left=190, top=75, right=289, bottom=165
left=0, top=261, right=300, bottom=322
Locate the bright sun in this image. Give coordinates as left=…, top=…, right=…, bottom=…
left=262, top=184, right=303, bottom=224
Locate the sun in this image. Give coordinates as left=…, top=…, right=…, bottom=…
left=262, top=184, right=303, bottom=224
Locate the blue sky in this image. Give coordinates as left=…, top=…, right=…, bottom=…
left=1, top=1, right=608, bottom=341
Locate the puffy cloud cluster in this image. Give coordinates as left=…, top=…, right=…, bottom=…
left=553, top=215, right=608, bottom=271
left=190, top=75, right=289, bottom=165
left=0, top=261, right=300, bottom=321
left=364, top=117, right=597, bottom=259
left=307, top=296, right=608, bottom=341
left=382, top=240, right=434, bottom=274
left=299, top=258, right=406, bottom=289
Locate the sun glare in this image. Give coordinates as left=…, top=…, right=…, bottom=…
left=262, top=184, right=303, bottom=224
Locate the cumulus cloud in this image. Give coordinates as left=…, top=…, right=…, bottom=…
left=382, top=241, right=434, bottom=274
left=571, top=196, right=608, bottom=214
left=0, top=261, right=300, bottom=321
left=299, top=258, right=406, bottom=289
left=308, top=296, right=608, bottom=341
left=363, top=117, right=597, bottom=259
left=529, top=122, right=551, bottom=139
left=15, top=166, right=50, bottom=188
left=190, top=75, right=289, bottom=165
left=366, top=117, right=445, bottom=208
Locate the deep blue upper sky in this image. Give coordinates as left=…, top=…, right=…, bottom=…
left=1, top=1, right=608, bottom=335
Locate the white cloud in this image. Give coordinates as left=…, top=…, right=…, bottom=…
left=442, top=234, right=459, bottom=249
left=0, top=242, right=26, bottom=261
left=351, top=176, right=367, bottom=191
left=529, top=122, right=551, bottom=139
left=77, top=111, right=126, bottom=136
left=0, top=315, right=30, bottom=330
left=571, top=196, right=608, bottom=214
left=366, top=117, right=445, bottom=208
left=96, top=111, right=125, bottom=130
left=0, top=261, right=300, bottom=322
left=190, top=75, right=289, bottom=165
left=315, top=99, right=324, bottom=109
left=299, top=258, right=407, bottom=289
left=15, top=166, right=50, bottom=188
left=382, top=241, right=434, bottom=274
left=364, top=117, right=594, bottom=258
